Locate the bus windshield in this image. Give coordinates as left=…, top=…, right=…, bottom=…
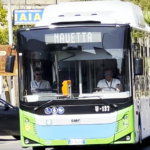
left=17, top=25, right=131, bottom=102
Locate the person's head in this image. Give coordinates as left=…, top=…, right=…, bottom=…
left=104, top=69, right=113, bottom=81
left=34, top=67, right=43, bottom=81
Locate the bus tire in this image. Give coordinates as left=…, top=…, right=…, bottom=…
left=32, top=147, right=45, bottom=150
left=53, top=146, right=66, bottom=150
left=12, top=136, right=20, bottom=140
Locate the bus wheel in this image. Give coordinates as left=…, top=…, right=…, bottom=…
left=12, top=135, right=20, bottom=140
left=32, top=147, right=45, bottom=150
left=139, top=125, right=142, bottom=145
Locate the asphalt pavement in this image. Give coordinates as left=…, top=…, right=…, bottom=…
left=1, top=136, right=150, bottom=150
left=0, top=136, right=31, bottom=150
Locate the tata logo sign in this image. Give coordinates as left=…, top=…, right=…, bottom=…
left=13, top=9, right=44, bottom=25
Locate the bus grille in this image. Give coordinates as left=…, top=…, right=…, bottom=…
left=28, top=123, right=37, bottom=135
left=116, top=118, right=128, bottom=133
left=116, top=120, right=121, bottom=133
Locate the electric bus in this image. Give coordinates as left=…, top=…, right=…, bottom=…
left=5, top=1, right=150, bottom=150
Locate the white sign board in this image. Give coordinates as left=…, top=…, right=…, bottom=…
left=45, top=32, right=101, bottom=44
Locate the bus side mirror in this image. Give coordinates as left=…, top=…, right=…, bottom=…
left=5, top=55, right=15, bottom=73
left=133, top=43, right=140, bottom=50
left=4, top=104, right=9, bottom=111
left=134, top=58, right=143, bottom=75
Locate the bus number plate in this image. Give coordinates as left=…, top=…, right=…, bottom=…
left=68, top=139, right=85, bottom=145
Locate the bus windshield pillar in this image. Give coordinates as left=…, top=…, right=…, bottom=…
left=78, top=61, right=82, bottom=94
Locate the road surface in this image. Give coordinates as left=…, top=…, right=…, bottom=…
left=1, top=136, right=150, bottom=150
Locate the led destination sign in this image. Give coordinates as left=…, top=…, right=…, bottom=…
left=45, top=32, right=102, bottom=44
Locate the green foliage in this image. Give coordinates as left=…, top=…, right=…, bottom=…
left=0, top=27, right=8, bottom=44
left=0, top=0, right=8, bottom=45
left=13, top=25, right=34, bottom=44
left=144, top=10, right=150, bottom=25
left=13, top=26, right=19, bottom=44
left=0, top=0, right=34, bottom=45
left=0, top=0, right=7, bottom=26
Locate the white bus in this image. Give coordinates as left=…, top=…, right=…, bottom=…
left=5, top=1, right=150, bottom=149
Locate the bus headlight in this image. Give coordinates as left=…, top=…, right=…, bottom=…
left=123, top=114, right=128, bottom=126
left=25, top=139, right=29, bottom=144
left=25, top=125, right=31, bottom=131
left=116, top=113, right=129, bottom=133
left=123, top=122, right=128, bottom=126
left=124, top=115, right=128, bottom=120
left=126, top=135, right=130, bottom=141
left=25, top=119, right=29, bottom=124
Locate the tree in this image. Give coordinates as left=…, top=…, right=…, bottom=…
left=0, top=0, right=8, bottom=45
left=0, top=1, right=33, bottom=45
left=0, top=28, right=8, bottom=44
left=0, top=0, right=7, bottom=26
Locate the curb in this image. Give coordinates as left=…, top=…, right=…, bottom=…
left=0, top=136, right=15, bottom=140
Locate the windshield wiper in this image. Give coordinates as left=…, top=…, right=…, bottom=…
left=78, top=96, right=117, bottom=108
left=34, top=96, right=117, bottom=111
left=34, top=100, right=53, bottom=111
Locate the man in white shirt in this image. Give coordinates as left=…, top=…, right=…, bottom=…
left=97, top=69, right=121, bottom=91
left=31, top=67, right=51, bottom=93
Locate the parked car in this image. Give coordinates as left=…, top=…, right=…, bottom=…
left=0, top=98, right=20, bottom=140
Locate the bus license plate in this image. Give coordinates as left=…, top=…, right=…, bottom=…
left=68, top=139, right=85, bottom=145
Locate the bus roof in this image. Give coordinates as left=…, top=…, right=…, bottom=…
left=36, top=1, right=150, bottom=32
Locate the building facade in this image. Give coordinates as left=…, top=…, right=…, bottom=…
left=2, top=0, right=77, bottom=10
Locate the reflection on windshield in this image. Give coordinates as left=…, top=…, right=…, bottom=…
left=20, top=48, right=130, bottom=102
left=58, top=48, right=123, bottom=61
left=18, top=26, right=131, bottom=102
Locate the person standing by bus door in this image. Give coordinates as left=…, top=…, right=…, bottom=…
left=31, top=67, right=51, bottom=94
